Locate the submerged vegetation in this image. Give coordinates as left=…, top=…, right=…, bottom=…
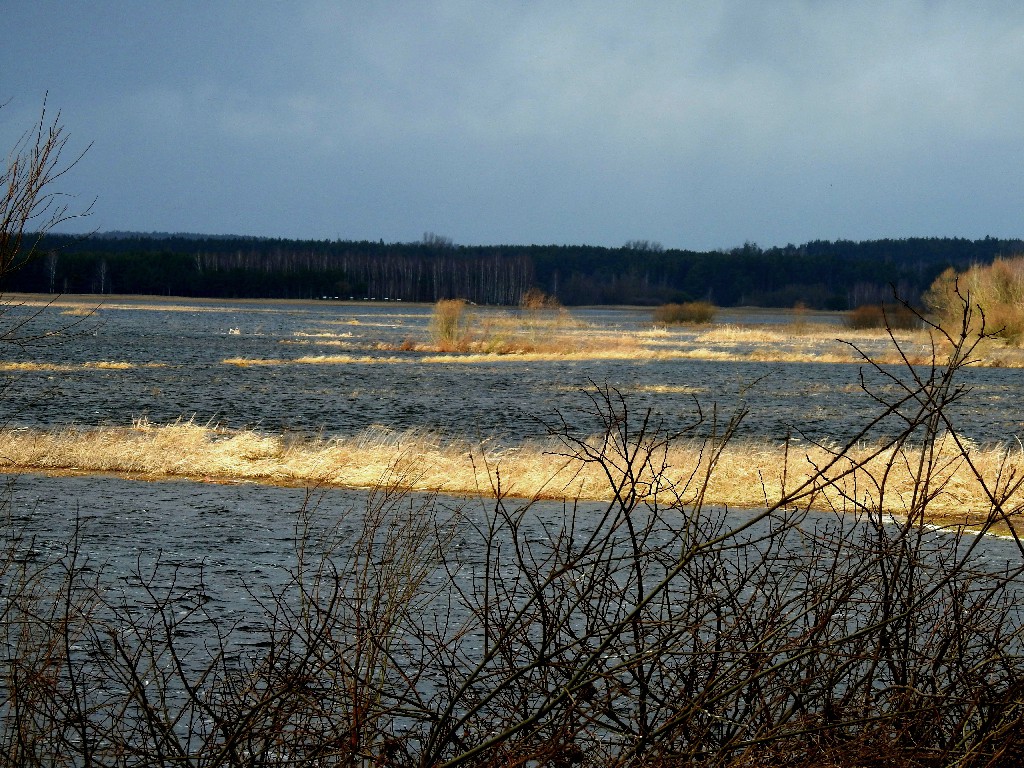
left=2, top=298, right=1024, bottom=765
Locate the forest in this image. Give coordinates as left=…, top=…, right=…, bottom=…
left=7, top=232, right=1023, bottom=308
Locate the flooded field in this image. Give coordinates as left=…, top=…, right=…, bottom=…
left=3, top=296, right=1024, bottom=762
left=1, top=297, right=1022, bottom=445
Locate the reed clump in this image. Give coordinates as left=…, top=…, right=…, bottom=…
left=428, top=298, right=471, bottom=351
left=415, top=298, right=624, bottom=356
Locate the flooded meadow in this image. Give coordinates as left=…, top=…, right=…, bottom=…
left=3, top=296, right=1024, bottom=763
left=1, top=296, right=1022, bottom=445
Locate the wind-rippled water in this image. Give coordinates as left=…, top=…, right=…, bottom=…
left=7, top=472, right=1023, bottom=657
left=1, top=300, right=1021, bottom=445
left=1, top=298, right=1022, bottom=624
left=2, top=298, right=1023, bottom=754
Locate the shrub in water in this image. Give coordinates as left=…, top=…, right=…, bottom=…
left=652, top=301, right=716, bottom=325
left=846, top=302, right=920, bottom=330
left=429, top=298, right=470, bottom=350
left=519, top=287, right=561, bottom=310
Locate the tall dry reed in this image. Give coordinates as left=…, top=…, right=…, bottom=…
left=428, top=299, right=470, bottom=351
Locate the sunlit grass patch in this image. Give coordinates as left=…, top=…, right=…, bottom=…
left=83, top=361, right=134, bottom=369
left=2, top=422, right=1021, bottom=530
left=292, top=354, right=407, bottom=364
left=695, top=325, right=790, bottom=344
left=279, top=339, right=356, bottom=348
left=0, top=360, right=150, bottom=372
left=417, top=348, right=660, bottom=363
left=631, top=384, right=707, bottom=394
left=223, top=355, right=409, bottom=366
left=222, top=357, right=284, bottom=367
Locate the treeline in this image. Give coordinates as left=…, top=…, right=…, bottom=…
left=6, top=233, right=1023, bottom=308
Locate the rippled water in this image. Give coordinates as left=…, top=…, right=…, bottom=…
left=2, top=298, right=1022, bottom=628
left=8, top=472, right=1023, bottom=652
left=1, top=299, right=1022, bottom=756
left=2, top=299, right=1021, bottom=445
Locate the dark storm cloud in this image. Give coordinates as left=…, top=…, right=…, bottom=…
left=3, top=1, right=1023, bottom=248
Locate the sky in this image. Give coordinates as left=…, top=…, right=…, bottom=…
left=3, top=1, right=1024, bottom=250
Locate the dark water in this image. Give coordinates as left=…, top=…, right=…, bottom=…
left=2, top=299, right=1022, bottom=610
left=7, top=472, right=1023, bottom=648
left=3, top=474, right=366, bottom=642
left=1, top=300, right=1021, bottom=445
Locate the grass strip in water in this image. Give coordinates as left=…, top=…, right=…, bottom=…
left=1, top=421, right=1021, bottom=533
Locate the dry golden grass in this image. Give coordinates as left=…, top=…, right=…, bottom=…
left=695, top=326, right=791, bottom=344
left=1, top=422, right=1020, bottom=533
left=631, top=384, right=707, bottom=395
left=293, top=331, right=354, bottom=339
left=215, top=340, right=987, bottom=367
left=0, top=360, right=167, bottom=372
left=405, top=304, right=634, bottom=356
left=223, top=355, right=410, bottom=367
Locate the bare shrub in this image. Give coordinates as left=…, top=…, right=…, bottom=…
left=519, top=287, right=561, bottom=310
left=1, top=100, right=93, bottom=373
left=1, top=98, right=92, bottom=283
left=846, top=302, right=886, bottom=329
left=653, top=301, right=717, bottom=325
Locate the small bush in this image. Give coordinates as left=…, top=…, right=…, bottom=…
left=519, top=287, right=561, bottom=310
left=846, top=303, right=920, bottom=330
left=653, top=301, right=716, bottom=325
left=429, top=299, right=470, bottom=350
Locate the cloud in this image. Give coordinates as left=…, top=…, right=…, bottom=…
left=5, top=1, right=1024, bottom=246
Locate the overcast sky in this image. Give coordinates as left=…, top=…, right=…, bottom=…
left=4, top=1, right=1024, bottom=250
